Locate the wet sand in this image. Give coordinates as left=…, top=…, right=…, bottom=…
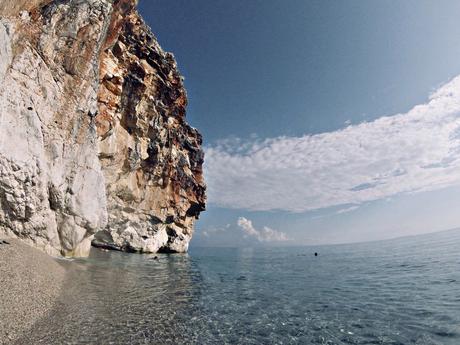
left=0, top=238, right=65, bottom=344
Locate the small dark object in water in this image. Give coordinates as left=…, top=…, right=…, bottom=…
left=236, top=275, right=247, bottom=281
left=150, top=256, right=159, bottom=260
left=314, top=252, right=318, bottom=256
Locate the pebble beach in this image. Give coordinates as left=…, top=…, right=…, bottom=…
left=0, top=239, right=65, bottom=344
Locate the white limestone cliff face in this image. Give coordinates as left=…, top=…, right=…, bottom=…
left=0, top=0, right=206, bottom=256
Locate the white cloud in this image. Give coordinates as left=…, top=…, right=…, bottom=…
left=336, top=205, right=360, bottom=214
left=200, top=224, right=230, bottom=237
left=205, top=76, right=460, bottom=212
left=237, top=217, right=289, bottom=242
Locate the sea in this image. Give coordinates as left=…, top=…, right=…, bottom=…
left=16, top=228, right=460, bottom=345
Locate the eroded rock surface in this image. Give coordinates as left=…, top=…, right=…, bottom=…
left=0, top=0, right=206, bottom=256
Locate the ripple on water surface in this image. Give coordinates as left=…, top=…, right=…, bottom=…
left=15, top=229, right=460, bottom=345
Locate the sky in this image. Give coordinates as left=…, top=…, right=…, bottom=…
left=139, top=0, right=460, bottom=247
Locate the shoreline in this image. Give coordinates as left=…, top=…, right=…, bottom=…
left=0, top=238, right=66, bottom=344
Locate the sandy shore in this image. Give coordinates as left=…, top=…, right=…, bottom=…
left=0, top=238, right=66, bottom=344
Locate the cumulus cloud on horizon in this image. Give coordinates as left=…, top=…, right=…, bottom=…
left=237, top=217, right=289, bottom=242
left=205, top=76, right=460, bottom=212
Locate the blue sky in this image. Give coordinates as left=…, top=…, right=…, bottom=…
left=139, top=0, right=460, bottom=246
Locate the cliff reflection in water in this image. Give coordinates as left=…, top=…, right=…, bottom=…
left=17, top=249, right=202, bottom=344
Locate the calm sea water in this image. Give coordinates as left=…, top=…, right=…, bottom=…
left=17, top=229, right=460, bottom=345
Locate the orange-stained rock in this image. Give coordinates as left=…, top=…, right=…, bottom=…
left=93, top=9, right=206, bottom=253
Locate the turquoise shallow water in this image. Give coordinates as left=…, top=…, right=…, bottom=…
left=17, top=229, right=460, bottom=345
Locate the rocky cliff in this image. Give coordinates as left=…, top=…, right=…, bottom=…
left=0, top=0, right=206, bottom=257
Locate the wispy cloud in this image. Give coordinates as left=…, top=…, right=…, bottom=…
left=205, top=76, right=460, bottom=212
left=336, top=205, right=360, bottom=215
left=237, top=217, right=289, bottom=242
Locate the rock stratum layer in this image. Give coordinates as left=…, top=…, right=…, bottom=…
left=0, top=0, right=206, bottom=257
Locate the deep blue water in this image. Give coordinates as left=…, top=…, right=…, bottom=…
left=17, top=229, right=460, bottom=345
